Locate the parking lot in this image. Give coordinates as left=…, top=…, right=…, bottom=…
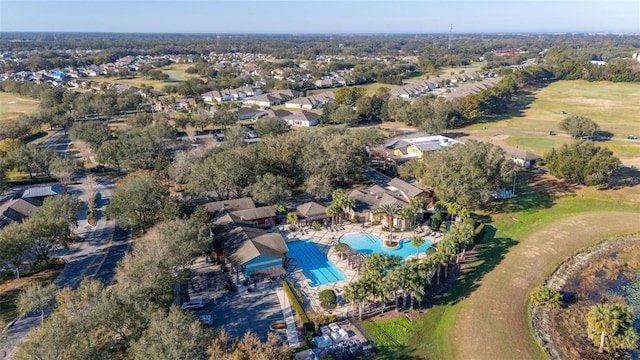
left=187, top=258, right=285, bottom=342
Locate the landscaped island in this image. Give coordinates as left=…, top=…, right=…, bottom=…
left=533, top=237, right=640, bottom=359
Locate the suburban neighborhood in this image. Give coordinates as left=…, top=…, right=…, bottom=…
left=0, top=4, right=639, bottom=360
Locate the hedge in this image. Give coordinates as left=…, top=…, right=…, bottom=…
left=283, top=281, right=312, bottom=330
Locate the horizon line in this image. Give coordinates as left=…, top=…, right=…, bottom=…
left=1, top=31, right=639, bottom=36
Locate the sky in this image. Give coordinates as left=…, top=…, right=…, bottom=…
left=1, top=0, right=639, bottom=34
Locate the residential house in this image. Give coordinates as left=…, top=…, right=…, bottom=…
left=274, top=89, right=300, bottom=102
left=22, top=184, right=65, bottom=201
left=244, top=94, right=283, bottom=107
left=459, top=137, right=542, bottom=169
left=282, top=111, right=320, bottom=127
left=202, top=90, right=228, bottom=102
left=284, top=91, right=334, bottom=109
left=237, top=107, right=264, bottom=121
left=386, top=135, right=463, bottom=162
left=0, top=184, right=64, bottom=228
left=314, top=78, right=335, bottom=88
left=0, top=198, right=43, bottom=227
left=174, top=96, right=197, bottom=111
left=285, top=97, right=317, bottom=110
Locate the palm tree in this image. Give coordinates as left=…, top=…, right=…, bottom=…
left=410, top=235, right=425, bottom=256
left=407, top=260, right=427, bottom=309
left=587, top=303, right=638, bottom=353
left=325, top=203, right=341, bottom=226
left=343, top=279, right=369, bottom=320
left=274, top=203, right=286, bottom=224
left=396, top=207, right=414, bottom=230
left=286, top=212, right=299, bottom=230
left=409, top=197, right=427, bottom=225
left=377, top=203, right=402, bottom=241
left=390, top=262, right=411, bottom=311
left=530, top=286, right=562, bottom=308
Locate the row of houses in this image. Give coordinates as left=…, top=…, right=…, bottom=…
left=201, top=86, right=264, bottom=102
left=257, top=108, right=321, bottom=127
left=389, top=71, right=499, bottom=99
left=243, top=89, right=301, bottom=107
left=441, top=76, right=502, bottom=101
left=284, top=91, right=335, bottom=110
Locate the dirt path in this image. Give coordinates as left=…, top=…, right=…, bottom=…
left=452, top=212, right=640, bottom=360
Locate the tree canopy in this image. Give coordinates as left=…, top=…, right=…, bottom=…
left=106, top=175, right=168, bottom=231
left=400, top=140, right=518, bottom=209
left=545, top=141, right=620, bottom=185
left=559, top=115, right=600, bottom=138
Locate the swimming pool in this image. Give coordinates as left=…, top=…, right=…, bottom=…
left=287, top=240, right=346, bottom=287
left=339, top=232, right=432, bottom=259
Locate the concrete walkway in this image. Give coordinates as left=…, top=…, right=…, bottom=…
left=275, top=289, right=302, bottom=348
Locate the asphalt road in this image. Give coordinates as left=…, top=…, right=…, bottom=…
left=0, top=178, right=130, bottom=358
left=40, top=130, right=73, bottom=155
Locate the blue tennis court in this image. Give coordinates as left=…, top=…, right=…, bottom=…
left=287, top=240, right=346, bottom=287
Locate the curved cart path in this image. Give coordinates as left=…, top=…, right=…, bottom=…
left=452, top=212, right=640, bottom=360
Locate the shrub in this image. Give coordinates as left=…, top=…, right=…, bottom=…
left=286, top=281, right=303, bottom=303
left=319, top=314, right=337, bottom=325
left=283, top=281, right=311, bottom=329
left=319, top=289, right=337, bottom=309
left=311, top=221, right=322, bottom=230
left=429, top=212, right=443, bottom=230
left=530, top=286, right=562, bottom=308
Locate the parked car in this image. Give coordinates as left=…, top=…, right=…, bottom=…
left=181, top=298, right=204, bottom=310
left=628, top=135, right=637, bottom=140
left=197, top=313, right=213, bottom=325
left=548, top=131, right=556, bottom=136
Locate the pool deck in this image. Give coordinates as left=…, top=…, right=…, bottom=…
left=282, top=222, right=445, bottom=317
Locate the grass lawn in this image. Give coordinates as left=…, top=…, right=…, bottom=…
left=406, top=175, right=640, bottom=359
left=362, top=317, right=414, bottom=359
left=464, top=80, right=640, bottom=139
left=0, top=266, right=63, bottom=329
left=0, top=92, right=40, bottom=122
left=437, top=61, right=486, bottom=77
left=160, top=63, right=204, bottom=82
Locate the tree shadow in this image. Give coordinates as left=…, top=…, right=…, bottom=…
left=476, top=90, right=537, bottom=125
left=373, top=345, right=422, bottom=360
left=593, top=130, right=614, bottom=140
left=487, top=171, right=579, bottom=214
left=431, top=226, right=517, bottom=307
left=604, top=166, right=640, bottom=189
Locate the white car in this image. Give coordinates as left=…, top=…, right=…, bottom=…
left=181, top=298, right=204, bottom=310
